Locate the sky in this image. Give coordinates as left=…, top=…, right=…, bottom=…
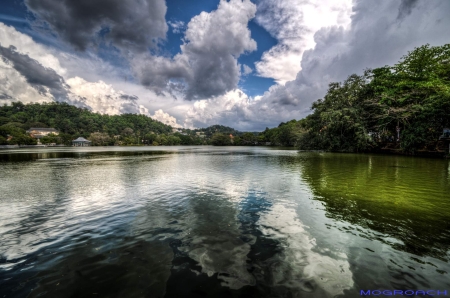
left=0, top=0, right=449, bottom=131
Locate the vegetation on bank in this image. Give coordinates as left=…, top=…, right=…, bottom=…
left=0, top=102, right=205, bottom=146
left=259, top=44, right=450, bottom=153
left=0, top=101, right=264, bottom=146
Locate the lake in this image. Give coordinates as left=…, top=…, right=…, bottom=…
left=0, top=146, right=449, bottom=297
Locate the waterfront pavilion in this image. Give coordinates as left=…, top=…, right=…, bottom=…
left=72, top=137, right=91, bottom=147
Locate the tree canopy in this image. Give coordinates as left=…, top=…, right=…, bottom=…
left=0, top=102, right=173, bottom=146
left=259, top=44, right=450, bottom=153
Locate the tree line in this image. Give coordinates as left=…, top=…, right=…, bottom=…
left=0, top=102, right=205, bottom=146
left=257, top=44, right=450, bottom=153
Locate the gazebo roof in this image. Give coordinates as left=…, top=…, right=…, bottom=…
left=72, top=137, right=91, bottom=142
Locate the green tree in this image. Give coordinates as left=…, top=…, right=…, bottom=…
left=41, top=133, right=61, bottom=144
left=8, top=134, right=37, bottom=145
left=0, top=117, right=10, bottom=126
left=295, top=43, right=450, bottom=153
left=211, top=133, right=232, bottom=146
left=240, top=132, right=256, bottom=145
left=88, top=132, right=112, bottom=146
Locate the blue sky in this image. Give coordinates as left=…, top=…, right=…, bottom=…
left=0, top=0, right=449, bottom=130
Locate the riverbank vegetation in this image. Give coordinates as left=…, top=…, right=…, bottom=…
left=259, top=44, right=450, bottom=153
left=0, top=102, right=205, bottom=146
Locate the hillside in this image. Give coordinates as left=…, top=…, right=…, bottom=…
left=0, top=102, right=174, bottom=145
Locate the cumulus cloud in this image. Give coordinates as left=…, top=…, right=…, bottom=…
left=183, top=89, right=300, bottom=130
left=0, top=46, right=151, bottom=115
left=0, top=22, right=158, bottom=114
left=0, top=52, right=54, bottom=104
left=241, top=64, right=252, bottom=76
left=132, top=0, right=257, bottom=100
left=151, top=109, right=181, bottom=128
left=254, top=0, right=352, bottom=84
left=24, top=0, right=168, bottom=51
left=0, top=45, right=69, bottom=101
left=2, top=0, right=449, bottom=132
left=66, top=77, right=149, bottom=115
left=0, top=23, right=65, bottom=75
left=184, top=89, right=250, bottom=128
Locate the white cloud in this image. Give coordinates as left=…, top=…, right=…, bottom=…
left=132, top=0, right=257, bottom=99
left=255, top=0, right=352, bottom=84
left=151, top=109, right=182, bottom=128
left=183, top=88, right=300, bottom=130
left=180, top=0, right=450, bottom=131
left=241, top=64, right=252, bottom=76
left=168, top=20, right=186, bottom=34
left=0, top=22, right=66, bottom=75
left=0, top=56, right=53, bottom=104
left=66, top=77, right=148, bottom=115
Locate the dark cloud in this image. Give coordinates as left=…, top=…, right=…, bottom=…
left=397, top=0, right=419, bottom=19
left=120, top=94, right=139, bottom=101
left=25, top=0, right=168, bottom=51
left=118, top=95, right=142, bottom=113
left=132, top=55, right=191, bottom=95
left=0, top=94, right=13, bottom=100
left=0, top=45, right=69, bottom=100
left=184, top=53, right=241, bottom=100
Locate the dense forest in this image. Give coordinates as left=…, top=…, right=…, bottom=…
left=0, top=101, right=263, bottom=146
left=257, top=44, right=450, bottom=153
left=0, top=102, right=206, bottom=146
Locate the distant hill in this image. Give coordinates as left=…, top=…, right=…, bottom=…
left=0, top=101, right=174, bottom=145
left=197, top=124, right=240, bottom=136
left=0, top=101, right=293, bottom=147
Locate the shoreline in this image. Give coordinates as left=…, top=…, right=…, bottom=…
left=1, top=145, right=448, bottom=158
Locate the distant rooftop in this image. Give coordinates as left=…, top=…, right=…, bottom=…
left=72, top=137, right=91, bottom=142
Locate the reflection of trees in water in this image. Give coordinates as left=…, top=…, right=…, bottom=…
left=0, top=150, right=174, bottom=162
left=297, top=153, right=450, bottom=260
left=13, top=238, right=174, bottom=297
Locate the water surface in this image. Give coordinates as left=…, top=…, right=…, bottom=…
left=1, top=147, right=449, bottom=297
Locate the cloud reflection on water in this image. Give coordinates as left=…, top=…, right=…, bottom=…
left=258, top=204, right=353, bottom=297
left=2, top=147, right=449, bottom=297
